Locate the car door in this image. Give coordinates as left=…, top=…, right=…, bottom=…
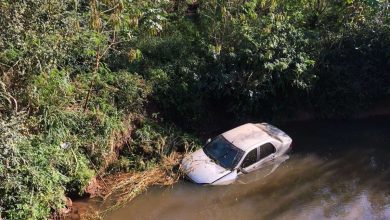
left=240, top=148, right=259, bottom=173
left=258, top=142, right=276, bottom=164
left=239, top=143, right=277, bottom=173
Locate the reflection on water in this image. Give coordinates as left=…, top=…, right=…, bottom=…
left=105, top=117, right=390, bottom=220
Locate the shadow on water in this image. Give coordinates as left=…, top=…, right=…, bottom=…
left=104, top=116, right=390, bottom=220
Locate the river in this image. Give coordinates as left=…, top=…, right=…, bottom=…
left=77, top=116, right=390, bottom=220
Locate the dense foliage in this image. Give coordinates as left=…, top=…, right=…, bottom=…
left=0, top=0, right=388, bottom=219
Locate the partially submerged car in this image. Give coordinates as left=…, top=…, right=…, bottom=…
left=181, top=123, right=292, bottom=185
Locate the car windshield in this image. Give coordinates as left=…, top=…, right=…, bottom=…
left=203, top=135, right=244, bottom=170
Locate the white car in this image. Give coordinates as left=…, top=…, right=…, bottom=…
left=181, top=123, right=292, bottom=185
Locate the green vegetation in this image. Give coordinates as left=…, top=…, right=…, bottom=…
left=0, top=0, right=388, bottom=219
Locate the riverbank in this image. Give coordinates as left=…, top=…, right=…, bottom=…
left=62, top=153, right=185, bottom=219
left=282, top=97, right=390, bottom=122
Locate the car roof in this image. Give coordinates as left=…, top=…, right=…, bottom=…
left=221, top=123, right=275, bottom=151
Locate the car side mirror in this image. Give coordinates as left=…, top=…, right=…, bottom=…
left=206, top=138, right=211, bottom=144
left=238, top=166, right=249, bottom=174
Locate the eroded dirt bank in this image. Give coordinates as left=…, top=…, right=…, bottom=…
left=62, top=153, right=184, bottom=220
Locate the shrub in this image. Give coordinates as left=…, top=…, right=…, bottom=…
left=312, top=24, right=390, bottom=117
left=108, top=118, right=201, bottom=172
left=0, top=115, right=70, bottom=219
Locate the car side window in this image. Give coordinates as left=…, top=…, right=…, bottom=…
left=241, top=148, right=258, bottom=168
left=259, top=143, right=276, bottom=160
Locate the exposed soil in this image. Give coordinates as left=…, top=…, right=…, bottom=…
left=62, top=153, right=184, bottom=220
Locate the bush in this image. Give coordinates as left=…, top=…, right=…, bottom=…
left=0, top=114, right=90, bottom=219
left=0, top=65, right=152, bottom=218
left=312, top=24, right=390, bottom=117
left=108, top=118, right=201, bottom=172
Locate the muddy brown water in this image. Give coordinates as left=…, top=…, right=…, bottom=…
left=78, top=116, right=390, bottom=220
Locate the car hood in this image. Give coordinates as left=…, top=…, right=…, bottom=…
left=181, top=149, right=232, bottom=184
